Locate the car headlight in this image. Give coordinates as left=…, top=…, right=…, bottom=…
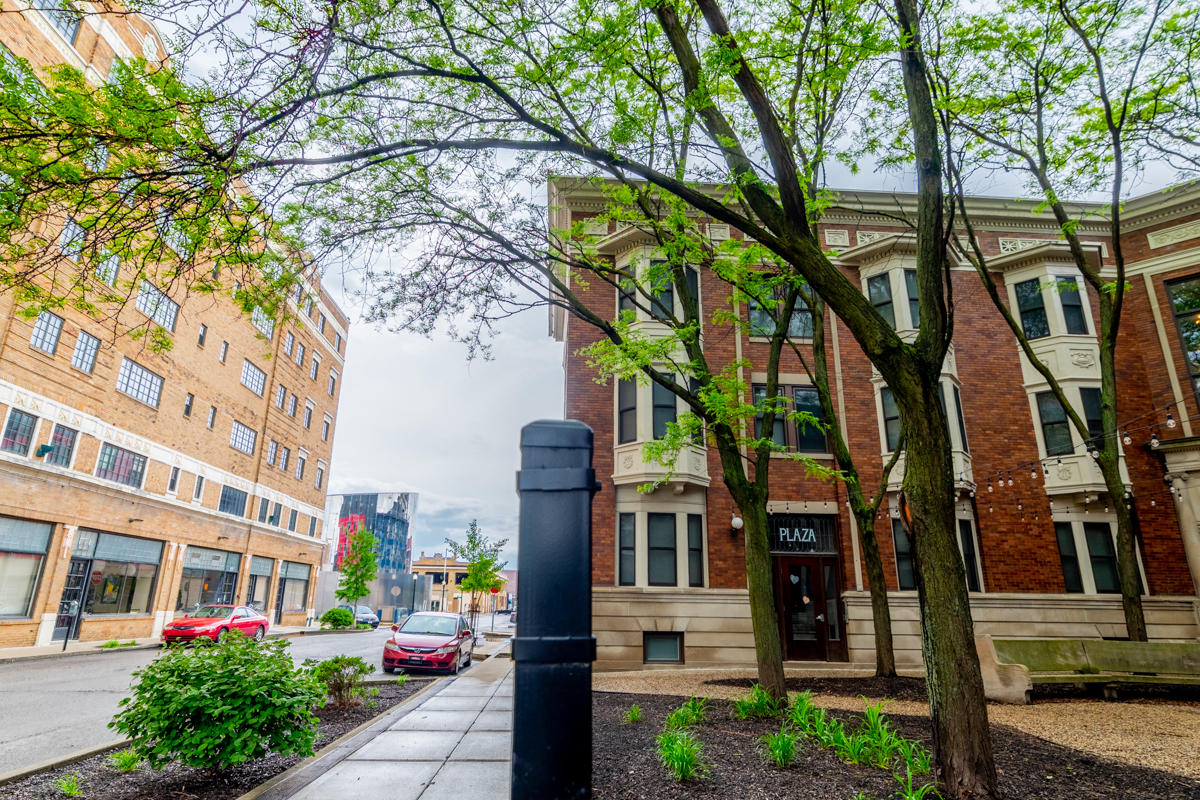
left=384, top=640, right=401, bottom=651
left=434, top=646, right=456, bottom=654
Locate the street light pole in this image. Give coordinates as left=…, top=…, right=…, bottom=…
left=439, top=554, right=446, bottom=611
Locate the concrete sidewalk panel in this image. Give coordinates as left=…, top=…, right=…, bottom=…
left=435, top=682, right=495, bottom=698
left=419, top=695, right=490, bottom=711
left=344, top=730, right=461, bottom=762
left=419, top=761, right=510, bottom=800
left=449, top=731, right=511, bottom=761
left=483, top=695, right=513, bottom=712
left=389, top=710, right=476, bottom=732
left=288, top=760, right=439, bottom=800
left=472, top=710, right=512, bottom=731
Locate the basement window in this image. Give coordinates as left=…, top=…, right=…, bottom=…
left=643, top=632, right=684, bottom=664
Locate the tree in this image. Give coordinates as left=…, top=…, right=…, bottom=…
left=445, top=520, right=507, bottom=634
left=335, top=527, right=378, bottom=607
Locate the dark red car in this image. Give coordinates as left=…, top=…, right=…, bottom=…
left=161, top=604, right=270, bottom=644
left=382, top=611, right=474, bottom=674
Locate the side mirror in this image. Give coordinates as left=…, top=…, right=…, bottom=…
left=462, top=630, right=471, bottom=638
left=391, top=624, right=400, bottom=632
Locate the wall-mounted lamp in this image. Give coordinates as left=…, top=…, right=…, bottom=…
left=730, top=514, right=744, bottom=536
left=128, top=517, right=143, bottom=523
left=298, top=551, right=308, bottom=556
left=216, top=535, right=230, bottom=541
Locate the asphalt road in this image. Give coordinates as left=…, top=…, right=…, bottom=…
left=0, top=626, right=411, bottom=775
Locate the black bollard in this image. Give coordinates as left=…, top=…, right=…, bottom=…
left=512, top=420, right=598, bottom=800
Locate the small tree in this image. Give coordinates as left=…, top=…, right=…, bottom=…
left=335, top=527, right=378, bottom=607
left=445, top=521, right=507, bottom=634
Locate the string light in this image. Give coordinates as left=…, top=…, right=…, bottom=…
left=988, top=504, right=993, bottom=513
left=1006, top=472, right=1014, bottom=487
left=1151, top=430, right=1160, bottom=449
left=1167, top=411, right=1177, bottom=429
left=1030, top=468, right=1037, bottom=480
left=987, top=479, right=993, bottom=493
left=1122, top=430, right=1132, bottom=445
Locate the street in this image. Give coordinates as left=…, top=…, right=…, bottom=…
left=0, top=623, right=509, bottom=775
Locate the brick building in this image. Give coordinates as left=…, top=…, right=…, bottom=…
left=0, top=7, right=350, bottom=646
left=549, top=177, right=1200, bottom=671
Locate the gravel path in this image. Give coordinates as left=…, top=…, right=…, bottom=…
left=593, top=668, right=1200, bottom=779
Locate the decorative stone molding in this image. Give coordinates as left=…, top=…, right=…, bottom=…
left=998, top=237, right=1046, bottom=254
left=856, top=231, right=890, bottom=245
left=823, top=229, right=850, bottom=247
left=1147, top=219, right=1200, bottom=249
left=707, top=224, right=730, bottom=241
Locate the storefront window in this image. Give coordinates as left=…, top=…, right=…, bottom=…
left=246, top=556, right=274, bottom=611
left=279, top=561, right=310, bottom=612
left=74, top=531, right=162, bottom=616
left=176, top=546, right=241, bottom=610
left=0, top=517, right=52, bottom=617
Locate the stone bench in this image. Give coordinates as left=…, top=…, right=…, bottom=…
left=976, top=634, right=1200, bottom=704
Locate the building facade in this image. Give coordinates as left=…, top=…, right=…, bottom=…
left=0, top=7, right=350, bottom=646
left=410, top=551, right=515, bottom=616
left=550, top=178, right=1200, bottom=671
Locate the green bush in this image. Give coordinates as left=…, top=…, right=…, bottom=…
left=656, top=729, right=707, bottom=781
left=307, top=654, right=374, bottom=707
left=394, top=674, right=409, bottom=687
left=664, top=696, right=710, bottom=730
left=109, top=634, right=325, bottom=772
left=622, top=704, right=642, bottom=724
left=106, top=748, right=141, bottom=773
left=731, top=683, right=781, bottom=720
left=761, top=725, right=799, bottom=767
left=320, top=607, right=355, bottom=629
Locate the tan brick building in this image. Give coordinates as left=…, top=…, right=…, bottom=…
left=0, top=6, right=350, bottom=646
left=550, top=178, right=1200, bottom=671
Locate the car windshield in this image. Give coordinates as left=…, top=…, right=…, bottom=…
left=398, top=615, right=457, bottom=636
left=192, top=606, right=233, bottom=618
left=357, top=606, right=373, bottom=614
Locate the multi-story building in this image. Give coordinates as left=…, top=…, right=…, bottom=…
left=412, top=551, right=473, bottom=615
left=0, top=7, right=350, bottom=646
left=550, top=177, right=1200, bottom=671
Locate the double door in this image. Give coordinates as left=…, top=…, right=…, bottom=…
left=773, top=555, right=846, bottom=661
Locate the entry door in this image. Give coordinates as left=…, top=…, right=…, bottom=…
left=775, top=557, right=827, bottom=661
left=274, top=579, right=286, bottom=624
left=53, top=558, right=90, bottom=641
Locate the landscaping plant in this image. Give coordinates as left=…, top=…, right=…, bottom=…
left=895, top=764, right=942, bottom=799
left=665, top=696, right=710, bottom=729
left=622, top=704, right=643, bottom=724
left=106, top=748, right=141, bottom=773
left=761, top=725, right=799, bottom=768
left=656, top=729, right=708, bottom=781
left=307, top=655, right=375, bottom=707
left=732, top=684, right=782, bottom=720
left=394, top=674, right=409, bottom=687
left=319, top=607, right=354, bottom=630
left=52, top=773, right=83, bottom=797
left=110, top=634, right=325, bottom=772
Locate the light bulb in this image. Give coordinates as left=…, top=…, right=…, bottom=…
left=969, top=490, right=976, bottom=498
left=1030, top=469, right=1037, bottom=479
left=1007, top=475, right=1014, bottom=487
left=1151, top=432, right=1160, bottom=449
left=1017, top=502, right=1023, bottom=511
left=1151, top=498, right=1157, bottom=507
left=1089, top=449, right=1099, bottom=459
left=988, top=505, right=993, bottom=513
left=987, top=481, right=993, bottom=493
left=1167, top=412, right=1177, bottom=429
left=1122, top=431, right=1131, bottom=445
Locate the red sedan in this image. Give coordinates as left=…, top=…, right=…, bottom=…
left=382, top=611, right=474, bottom=675
left=161, top=604, right=270, bottom=644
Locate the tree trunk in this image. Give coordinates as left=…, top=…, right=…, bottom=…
left=740, top=498, right=788, bottom=701
left=901, top=380, right=999, bottom=800
left=855, top=506, right=897, bottom=677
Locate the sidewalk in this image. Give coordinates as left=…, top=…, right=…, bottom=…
left=0, top=624, right=323, bottom=664
left=262, top=655, right=514, bottom=800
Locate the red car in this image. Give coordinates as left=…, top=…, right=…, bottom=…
left=382, top=611, right=474, bottom=675
left=161, top=604, right=270, bottom=644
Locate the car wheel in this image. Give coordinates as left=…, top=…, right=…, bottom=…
left=253, top=626, right=265, bottom=642
left=464, top=652, right=472, bottom=667
left=450, top=653, right=460, bottom=675
left=215, top=628, right=228, bottom=643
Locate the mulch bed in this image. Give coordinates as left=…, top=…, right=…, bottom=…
left=593, top=692, right=1200, bottom=800
left=703, top=675, right=929, bottom=703
left=4, top=679, right=431, bottom=800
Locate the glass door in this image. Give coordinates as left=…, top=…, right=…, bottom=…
left=775, top=557, right=827, bottom=660
left=53, top=558, right=90, bottom=641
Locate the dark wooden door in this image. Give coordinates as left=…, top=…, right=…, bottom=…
left=775, top=556, right=827, bottom=661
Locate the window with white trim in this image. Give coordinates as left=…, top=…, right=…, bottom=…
left=1053, top=520, right=1139, bottom=595
left=135, top=281, right=178, bottom=331
left=267, top=440, right=278, bottom=465
left=251, top=306, right=275, bottom=338
left=35, top=2, right=82, bottom=44
left=95, top=443, right=147, bottom=488
left=295, top=453, right=306, bottom=480
left=315, top=462, right=325, bottom=490
left=322, top=415, right=332, bottom=442
left=167, top=466, right=180, bottom=493
left=240, top=359, right=266, bottom=396
left=279, top=447, right=290, bottom=472
left=229, top=421, right=257, bottom=455
left=327, top=368, right=338, bottom=396
left=287, top=394, right=298, bottom=417
left=95, top=254, right=119, bottom=286
left=310, top=353, right=321, bottom=380
left=275, top=384, right=287, bottom=408
left=207, top=406, right=216, bottom=429
left=218, top=485, right=248, bottom=517
left=183, top=393, right=194, bottom=417
left=116, top=358, right=163, bottom=408
left=58, top=218, right=84, bottom=260
left=295, top=343, right=305, bottom=366
left=284, top=331, right=294, bottom=356
left=46, top=424, right=77, bottom=468
left=303, top=402, right=314, bottom=429
left=29, top=312, right=64, bottom=355
left=219, top=341, right=228, bottom=363
left=1, top=410, right=37, bottom=456
left=193, top=474, right=205, bottom=500
left=197, top=324, right=207, bottom=347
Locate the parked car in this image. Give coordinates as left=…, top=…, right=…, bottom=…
left=162, top=604, right=270, bottom=644
left=335, top=604, right=380, bottom=628
left=382, top=611, right=474, bottom=675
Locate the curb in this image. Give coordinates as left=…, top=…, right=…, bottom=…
left=0, top=739, right=131, bottom=787
left=236, top=676, right=448, bottom=800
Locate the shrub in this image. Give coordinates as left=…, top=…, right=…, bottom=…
left=761, top=725, right=799, bottom=768
left=897, top=737, right=932, bottom=776
left=320, top=607, right=354, bottom=629
left=394, top=674, right=409, bottom=687
left=622, top=704, right=642, bottom=724
left=664, top=696, right=709, bottom=730
left=100, top=640, right=121, bottom=649
left=110, top=634, right=325, bottom=772
left=894, top=764, right=942, bottom=799
left=53, top=773, right=83, bottom=797
left=656, top=729, right=707, bottom=781
left=308, top=654, right=375, bottom=707
left=732, top=683, right=781, bottom=720
left=106, top=748, right=141, bottom=773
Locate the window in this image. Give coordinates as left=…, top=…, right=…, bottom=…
left=652, top=377, right=676, bottom=439
left=219, top=341, right=229, bottom=363
left=1166, top=276, right=1200, bottom=405
left=643, top=632, right=683, bottom=664
left=2, top=410, right=37, bottom=455
left=1081, top=387, right=1104, bottom=445
left=648, top=261, right=673, bottom=320
left=258, top=498, right=270, bottom=523
left=892, top=518, right=916, bottom=590
left=287, top=509, right=298, bottom=532
left=1036, top=392, right=1072, bottom=456
left=748, top=292, right=814, bottom=339
left=310, top=354, right=321, bottom=380
left=0, top=517, right=52, bottom=617
left=753, top=385, right=786, bottom=446
left=280, top=447, right=290, bottom=472
left=276, top=385, right=287, bottom=408
left=135, top=281, right=178, bottom=331
left=284, top=332, right=295, bottom=356
left=167, top=466, right=179, bottom=493
left=46, top=424, right=77, bottom=467
left=793, top=387, right=827, bottom=452
left=867, top=274, right=895, bottom=328
left=335, top=333, right=343, bottom=353
left=76, top=532, right=162, bottom=616
left=29, top=312, right=64, bottom=355
left=1015, top=279, right=1050, bottom=339
left=218, top=486, right=248, bottom=517
left=58, top=218, right=85, bottom=260
left=193, top=475, right=205, bottom=500
left=318, top=314, right=327, bottom=334
left=1055, top=522, right=1084, bottom=593
left=197, top=324, right=207, bottom=347
left=328, top=369, right=338, bottom=396
left=251, top=306, right=275, bottom=338
left=267, top=440, right=278, bottom=465
left=1083, top=522, right=1119, bottom=594
left=687, top=514, right=703, bottom=587
left=295, top=454, right=306, bottom=480
left=880, top=387, right=901, bottom=452
left=287, top=394, right=298, bottom=417
left=95, top=443, right=147, bottom=488
left=279, top=561, right=310, bottom=611
left=647, top=513, right=676, bottom=586
left=71, top=330, right=99, bottom=373
left=295, top=343, right=305, bottom=366
left=240, top=359, right=266, bottom=396
left=958, top=519, right=981, bottom=592
left=94, top=254, right=118, bottom=286
left=183, top=393, right=194, bottom=417
left=617, top=379, right=637, bottom=444
left=116, top=358, right=163, bottom=408
left=309, top=516, right=317, bottom=537
left=618, top=513, right=635, bottom=586
left=303, top=404, right=313, bottom=429
left=306, top=298, right=315, bottom=316
left=207, top=406, right=216, bottom=429
left=270, top=502, right=282, bottom=525
left=229, top=421, right=257, bottom=455
left=904, top=269, right=920, bottom=328
left=1058, top=277, right=1088, bottom=334
left=35, top=2, right=82, bottom=44
left=315, top=465, right=325, bottom=489
left=176, top=547, right=240, bottom=609
left=322, top=415, right=332, bottom=442
left=952, top=385, right=969, bottom=453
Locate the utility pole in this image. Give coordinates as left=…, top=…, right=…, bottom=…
left=439, top=554, right=446, bottom=611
